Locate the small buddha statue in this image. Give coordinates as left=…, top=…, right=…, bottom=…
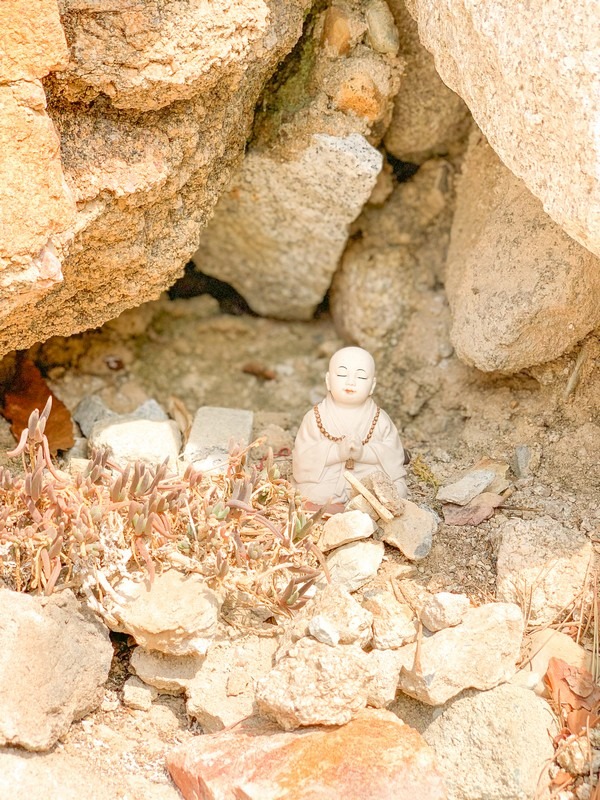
left=292, top=346, right=408, bottom=505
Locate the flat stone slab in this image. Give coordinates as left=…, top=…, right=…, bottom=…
left=436, top=469, right=496, bottom=505
left=183, top=406, right=254, bottom=472
left=167, top=709, right=447, bottom=800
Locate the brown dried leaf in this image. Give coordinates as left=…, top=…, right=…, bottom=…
left=442, top=492, right=505, bottom=526
left=1, top=358, right=74, bottom=454
left=550, top=769, right=573, bottom=789
left=566, top=709, right=600, bottom=735
left=564, top=669, right=596, bottom=699
left=545, top=658, right=600, bottom=735
left=168, top=395, right=192, bottom=441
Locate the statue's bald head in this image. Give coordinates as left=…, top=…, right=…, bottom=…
left=326, top=347, right=376, bottom=405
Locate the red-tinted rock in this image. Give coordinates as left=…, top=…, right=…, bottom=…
left=166, top=708, right=446, bottom=800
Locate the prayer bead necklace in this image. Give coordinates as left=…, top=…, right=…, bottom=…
left=312, top=405, right=381, bottom=470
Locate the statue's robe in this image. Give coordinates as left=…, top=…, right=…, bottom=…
left=292, top=395, right=407, bottom=504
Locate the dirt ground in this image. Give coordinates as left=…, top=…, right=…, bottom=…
left=2, top=290, right=599, bottom=798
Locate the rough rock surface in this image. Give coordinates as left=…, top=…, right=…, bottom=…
left=167, top=709, right=447, bottom=800
left=397, top=603, right=524, bottom=705
left=0, top=589, right=112, bottom=751
left=384, top=0, right=471, bottom=163
left=318, top=509, right=378, bottom=552
left=331, top=158, right=454, bottom=352
left=0, top=0, right=75, bottom=327
left=110, top=570, right=220, bottom=656
left=423, top=684, right=556, bottom=800
left=256, top=637, right=375, bottom=729
left=0, top=1, right=311, bottom=356
left=362, top=587, right=417, bottom=649
left=89, top=417, right=182, bottom=469
left=278, top=583, right=374, bottom=655
left=186, top=635, right=278, bottom=733
left=193, top=133, right=382, bottom=319
left=323, top=538, right=385, bottom=592
left=0, top=747, right=128, bottom=800
left=366, top=647, right=415, bottom=708
left=496, top=516, right=593, bottom=626
left=419, top=592, right=471, bottom=632
left=446, top=133, right=600, bottom=371
left=379, top=500, right=437, bottom=561
left=130, top=648, right=203, bottom=695
left=405, top=0, right=600, bottom=258
left=122, top=676, right=157, bottom=712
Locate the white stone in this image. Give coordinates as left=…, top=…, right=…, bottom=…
left=318, top=510, right=377, bottom=552
left=362, top=588, right=418, bottom=649
left=419, top=593, right=470, bottom=632
left=183, top=406, right=254, bottom=473
left=193, top=133, right=382, bottom=320
left=496, top=516, right=593, bottom=626
left=397, top=603, right=524, bottom=705
left=365, top=647, right=415, bottom=708
left=256, top=638, right=375, bottom=730
left=73, top=395, right=116, bottom=437
left=423, top=684, right=556, bottom=800
left=323, top=539, right=385, bottom=593
left=122, top=676, right=157, bottom=711
left=110, top=570, right=220, bottom=657
left=404, top=0, right=600, bottom=259
left=277, top=583, right=373, bottom=657
left=130, top=647, right=204, bottom=695
left=308, top=615, right=340, bottom=647
left=186, top=635, right=278, bottom=733
left=436, top=469, right=495, bottom=506
left=0, top=589, right=112, bottom=751
left=445, top=133, right=600, bottom=371
left=89, top=418, right=181, bottom=469
left=380, top=501, right=437, bottom=561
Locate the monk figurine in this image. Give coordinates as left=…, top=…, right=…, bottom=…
left=292, top=346, right=408, bottom=505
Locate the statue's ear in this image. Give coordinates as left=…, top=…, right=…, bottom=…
left=325, top=372, right=331, bottom=392
left=369, top=377, right=376, bottom=396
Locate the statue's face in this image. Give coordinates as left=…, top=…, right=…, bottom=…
left=326, top=347, right=376, bottom=406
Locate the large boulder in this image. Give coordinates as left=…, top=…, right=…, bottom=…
left=0, top=0, right=75, bottom=325
left=423, top=684, right=556, bottom=800
left=0, top=0, right=311, bottom=357
left=404, top=0, right=600, bottom=258
left=0, top=589, right=112, bottom=751
left=193, top=133, right=383, bottom=319
left=446, top=133, right=600, bottom=371
left=167, top=709, right=448, bottom=800
left=384, top=0, right=471, bottom=164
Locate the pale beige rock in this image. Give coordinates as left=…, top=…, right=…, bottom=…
left=423, top=684, right=556, bottom=800
left=194, top=133, right=383, bottom=320
left=514, top=629, right=592, bottom=697
left=398, top=603, right=524, bottom=705
left=318, top=510, right=378, bottom=552
left=122, top=676, right=157, bottom=712
left=366, top=647, right=416, bottom=708
left=436, top=469, right=495, bottom=506
left=384, top=0, right=471, bottom=164
left=0, top=589, right=112, bottom=751
left=323, top=539, right=385, bottom=592
left=362, top=588, right=418, bottom=649
left=256, top=637, right=375, bottom=729
left=496, top=516, right=594, bottom=626
left=277, top=583, right=374, bottom=657
left=130, top=648, right=204, bottom=695
left=404, top=0, right=600, bottom=258
left=89, top=418, right=182, bottom=469
left=331, top=159, right=454, bottom=352
left=53, top=1, right=270, bottom=112
left=186, top=635, right=278, bottom=733
left=419, top=592, right=470, bottom=632
left=345, top=493, right=380, bottom=520
left=446, top=134, right=600, bottom=371
left=380, top=501, right=437, bottom=561
left=0, top=0, right=68, bottom=82
left=0, top=1, right=310, bottom=357
left=110, top=570, right=220, bottom=656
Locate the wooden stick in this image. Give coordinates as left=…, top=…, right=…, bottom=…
left=343, top=471, right=395, bottom=522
